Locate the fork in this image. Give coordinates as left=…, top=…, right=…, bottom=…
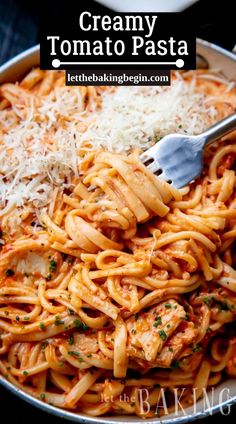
left=140, top=113, right=236, bottom=188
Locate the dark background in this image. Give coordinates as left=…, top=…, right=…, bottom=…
left=0, top=0, right=236, bottom=422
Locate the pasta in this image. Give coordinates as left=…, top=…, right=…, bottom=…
left=0, top=68, right=236, bottom=418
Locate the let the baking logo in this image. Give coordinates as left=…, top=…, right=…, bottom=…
left=100, top=387, right=233, bottom=416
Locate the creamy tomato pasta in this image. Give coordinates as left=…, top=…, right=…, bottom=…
left=0, top=69, right=236, bottom=417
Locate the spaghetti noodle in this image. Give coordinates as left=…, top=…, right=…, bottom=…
left=0, top=69, right=236, bottom=417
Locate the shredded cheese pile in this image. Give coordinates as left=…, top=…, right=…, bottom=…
left=0, top=75, right=224, bottom=215
left=81, top=78, right=217, bottom=152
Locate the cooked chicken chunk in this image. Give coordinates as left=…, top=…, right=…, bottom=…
left=74, top=333, right=99, bottom=355
left=154, top=321, right=197, bottom=367
left=126, top=300, right=195, bottom=363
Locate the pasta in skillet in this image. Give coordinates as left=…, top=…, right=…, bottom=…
left=0, top=69, right=236, bottom=417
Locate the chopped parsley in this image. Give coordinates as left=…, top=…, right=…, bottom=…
left=159, top=330, right=167, bottom=341
left=73, top=318, right=88, bottom=332
left=41, top=341, right=48, bottom=351
left=40, top=393, right=46, bottom=400
left=68, top=350, right=81, bottom=357
left=165, top=303, right=172, bottom=309
left=49, top=259, right=57, bottom=274
left=171, top=360, right=180, bottom=369
left=191, top=343, right=202, bottom=353
left=68, top=351, right=84, bottom=362
left=68, top=334, right=74, bottom=345
left=218, top=301, right=230, bottom=311
left=153, top=316, right=162, bottom=327
left=23, top=371, right=29, bottom=376
left=181, top=315, right=188, bottom=321
left=39, top=322, right=45, bottom=331
left=203, top=297, right=213, bottom=307
left=54, top=316, right=64, bottom=326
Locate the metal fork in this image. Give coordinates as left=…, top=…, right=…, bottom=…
left=140, top=113, right=236, bottom=188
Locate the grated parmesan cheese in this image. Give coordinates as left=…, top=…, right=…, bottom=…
left=81, top=77, right=218, bottom=153
left=0, top=74, right=232, bottom=216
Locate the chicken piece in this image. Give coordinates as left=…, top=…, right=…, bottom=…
left=0, top=234, right=49, bottom=273
left=74, top=333, right=99, bottom=355
left=15, top=252, right=52, bottom=278
left=127, top=322, right=198, bottom=370
left=153, top=321, right=197, bottom=367
left=127, top=299, right=186, bottom=362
